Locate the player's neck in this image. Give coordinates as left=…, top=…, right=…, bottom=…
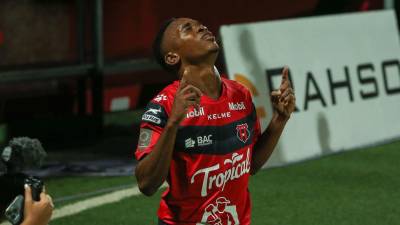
left=181, top=64, right=222, bottom=100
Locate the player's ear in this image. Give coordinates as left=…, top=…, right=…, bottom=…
left=165, top=52, right=180, bottom=67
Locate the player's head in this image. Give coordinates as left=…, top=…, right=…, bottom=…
left=152, top=17, right=219, bottom=74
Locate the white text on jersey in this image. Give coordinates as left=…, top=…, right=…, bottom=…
left=207, top=112, right=231, bottom=120
left=154, top=94, right=167, bottom=102
left=229, top=102, right=246, bottom=111
left=190, top=148, right=251, bottom=197
left=197, top=135, right=213, bottom=146
left=186, top=107, right=205, bottom=118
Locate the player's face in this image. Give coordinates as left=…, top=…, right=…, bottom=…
left=163, top=18, right=219, bottom=65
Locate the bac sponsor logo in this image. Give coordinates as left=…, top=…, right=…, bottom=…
left=236, top=123, right=250, bottom=143
left=191, top=149, right=251, bottom=197
left=185, top=135, right=213, bottom=149
left=197, top=135, right=213, bottom=146
left=228, top=102, right=246, bottom=111
left=187, top=107, right=205, bottom=118
left=185, top=138, right=196, bottom=148
left=154, top=94, right=167, bottom=102
left=142, top=107, right=162, bottom=124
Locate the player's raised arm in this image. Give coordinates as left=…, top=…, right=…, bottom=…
left=135, top=69, right=202, bottom=196
left=251, top=67, right=295, bottom=174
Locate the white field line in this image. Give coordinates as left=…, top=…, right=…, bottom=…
left=1, top=183, right=167, bottom=225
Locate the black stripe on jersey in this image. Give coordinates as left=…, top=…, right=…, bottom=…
left=175, top=108, right=257, bottom=155
left=141, top=102, right=168, bottom=127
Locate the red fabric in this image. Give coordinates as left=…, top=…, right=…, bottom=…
left=135, top=77, right=261, bottom=224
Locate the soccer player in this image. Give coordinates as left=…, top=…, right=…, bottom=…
left=134, top=18, right=295, bottom=224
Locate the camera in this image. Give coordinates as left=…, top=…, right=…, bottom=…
left=0, top=137, right=46, bottom=225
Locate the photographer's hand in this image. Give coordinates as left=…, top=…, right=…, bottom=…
left=22, top=185, right=53, bottom=225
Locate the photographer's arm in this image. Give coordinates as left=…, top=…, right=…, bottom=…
left=22, top=185, right=53, bottom=225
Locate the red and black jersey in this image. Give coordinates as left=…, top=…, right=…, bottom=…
left=135, top=77, right=261, bottom=225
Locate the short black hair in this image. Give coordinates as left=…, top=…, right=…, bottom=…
left=152, top=18, right=177, bottom=73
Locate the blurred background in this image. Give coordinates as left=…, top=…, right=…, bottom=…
left=0, top=0, right=399, bottom=224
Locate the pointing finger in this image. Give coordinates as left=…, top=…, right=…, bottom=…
left=280, top=67, right=293, bottom=92
left=281, top=67, right=289, bottom=85
left=181, top=67, right=192, bottom=84
left=178, top=76, right=188, bottom=91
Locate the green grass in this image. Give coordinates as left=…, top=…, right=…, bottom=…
left=250, top=141, right=400, bottom=225
left=53, top=191, right=163, bottom=225
left=48, top=141, right=400, bottom=225
left=46, top=176, right=136, bottom=206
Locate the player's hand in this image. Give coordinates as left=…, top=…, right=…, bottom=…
left=270, top=67, right=296, bottom=119
left=22, top=185, right=54, bottom=225
left=168, top=67, right=202, bottom=125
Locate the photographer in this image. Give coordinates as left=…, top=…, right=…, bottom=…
left=1, top=185, right=54, bottom=225
left=0, top=137, right=53, bottom=225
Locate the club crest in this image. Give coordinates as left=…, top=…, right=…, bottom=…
left=236, top=123, right=250, bottom=143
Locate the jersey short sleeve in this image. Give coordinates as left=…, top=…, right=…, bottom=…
left=134, top=92, right=172, bottom=161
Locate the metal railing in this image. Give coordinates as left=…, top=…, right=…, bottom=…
left=0, top=0, right=161, bottom=137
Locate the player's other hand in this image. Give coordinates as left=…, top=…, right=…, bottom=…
left=169, top=67, right=202, bottom=125
left=22, top=185, right=54, bottom=225
left=270, top=67, right=296, bottom=119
